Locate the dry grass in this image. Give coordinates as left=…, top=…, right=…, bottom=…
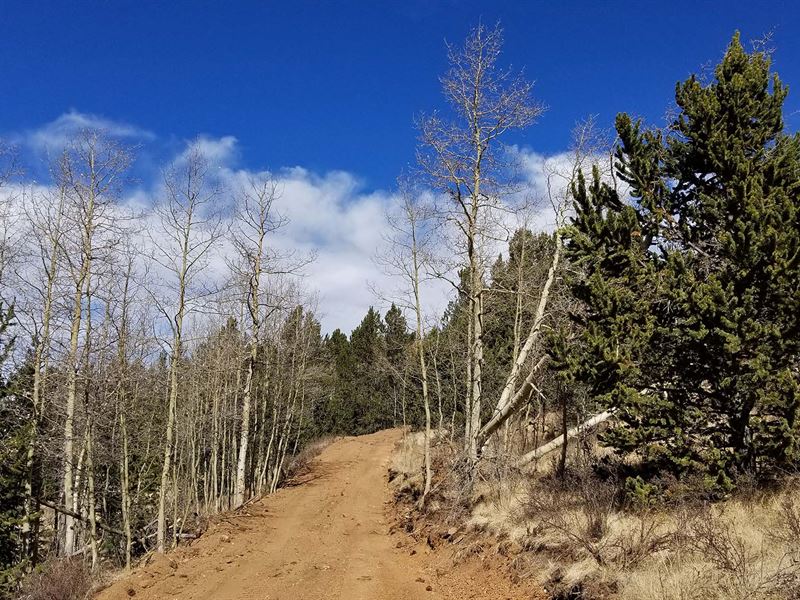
left=388, top=429, right=458, bottom=506
left=283, top=435, right=337, bottom=482
left=388, top=430, right=426, bottom=497
left=17, top=558, right=93, bottom=600
left=390, top=428, right=800, bottom=600
left=622, top=495, right=800, bottom=600
left=525, top=477, right=800, bottom=599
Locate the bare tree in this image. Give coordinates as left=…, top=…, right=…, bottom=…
left=418, top=23, right=544, bottom=460
left=109, top=238, right=142, bottom=568
left=227, top=171, right=315, bottom=506
left=57, top=130, right=131, bottom=555
left=378, top=181, right=436, bottom=500
left=229, top=174, right=284, bottom=507
left=150, top=147, right=223, bottom=553
left=19, top=181, right=67, bottom=562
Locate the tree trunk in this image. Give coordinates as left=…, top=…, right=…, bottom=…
left=475, top=228, right=563, bottom=452
left=157, top=306, right=183, bottom=552
left=432, top=342, right=444, bottom=431
left=518, top=410, right=615, bottom=466
left=62, top=276, right=85, bottom=556
left=86, top=417, right=99, bottom=572
left=23, top=229, right=58, bottom=563
left=558, top=386, right=568, bottom=479
left=234, top=336, right=257, bottom=507
left=119, top=408, right=132, bottom=569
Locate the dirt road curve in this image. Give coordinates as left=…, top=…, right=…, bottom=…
left=97, top=429, right=536, bottom=600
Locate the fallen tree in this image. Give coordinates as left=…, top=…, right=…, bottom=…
left=517, top=409, right=616, bottom=466
left=38, top=497, right=125, bottom=538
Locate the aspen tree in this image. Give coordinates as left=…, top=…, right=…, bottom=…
left=58, top=131, right=131, bottom=555
left=418, top=24, right=543, bottom=459
left=112, top=242, right=138, bottom=568
left=229, top=175, right=284, bottom=507
left=151, top=147, right=222, bottom=553
left=378, top=182, right=435, bottom=499
left=19, top=183, right=66, bottom=562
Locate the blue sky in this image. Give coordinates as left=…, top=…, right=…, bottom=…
left=1, top=1, right=799, bottom=332
left=1, top=0, right=799, bottom=190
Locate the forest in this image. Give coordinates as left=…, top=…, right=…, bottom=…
left=1, top=20, right=799, bottom=600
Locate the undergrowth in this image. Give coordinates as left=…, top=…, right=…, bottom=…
left=390, top=430, right=800, bottom=600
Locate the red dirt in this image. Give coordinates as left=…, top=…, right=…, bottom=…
left=96, top=429, right=542, bottom=600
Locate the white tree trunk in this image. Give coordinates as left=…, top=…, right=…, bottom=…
left=234, top=338, right=256, bottom=507
left=475, top=228, right=563, bottom=451
left=518, top=410, right=615, bottom=466
left=491, top=228, right=563, bottom=420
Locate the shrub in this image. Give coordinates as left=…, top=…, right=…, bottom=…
left=17, top=558, right=92, bottom=600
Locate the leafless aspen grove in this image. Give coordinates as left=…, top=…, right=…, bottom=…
left=0, top=134, right=326, bottom=569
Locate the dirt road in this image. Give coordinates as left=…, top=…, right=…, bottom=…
left=97, top=429, right=537, bottom=600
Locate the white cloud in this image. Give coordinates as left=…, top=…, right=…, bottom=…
left=138, top=138, right=583, bottom=334
left=14, top=110, right=155, bottom=155
left=182, top=135, right=238, bottom=166
left=228, top=166, right=400, bottom=334
left=506, top=144, right=620, bottom=234
left=3, top=114, right=592, bottom=336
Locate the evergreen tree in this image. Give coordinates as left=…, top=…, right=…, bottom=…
left=320, top=307, right=409, bottom=435
left=0, top=302, right=24, bottom=595
left=384, top=304, right=412, bottom=372
left=563, top=34, right=800, bottom=491
left=318, top=329, right=354, bottom=434
left=349, top=307, right=389, bottom=433
left=384, top=304, right=415, bottom=423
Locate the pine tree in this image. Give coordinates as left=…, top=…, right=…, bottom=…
left=319, top=329, right=354, bottom=434
left=384, top=304, right=411, bottom=372
left=0, top=302, right=25, bottom=595
left=564, top=34, right=800, bottom=491
left=350, top=307, right=390, bottom=433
